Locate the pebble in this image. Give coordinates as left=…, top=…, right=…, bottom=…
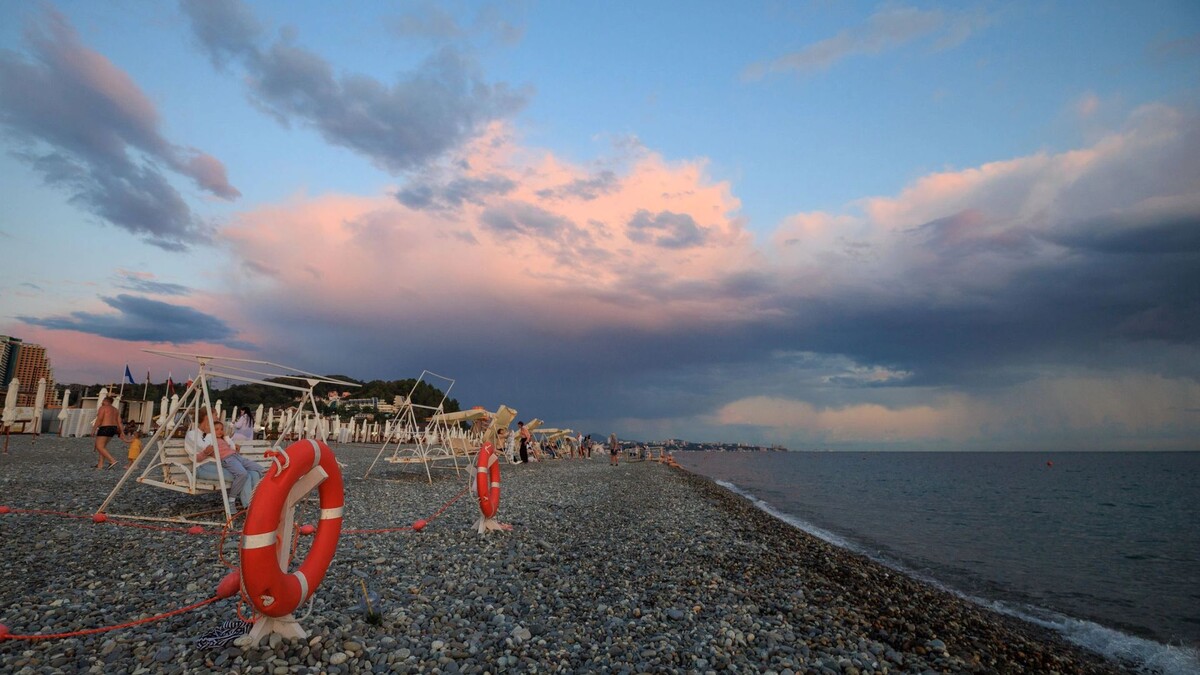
left=0, top=438, right=1133, bottom=675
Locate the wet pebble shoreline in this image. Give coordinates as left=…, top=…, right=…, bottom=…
left=0, top=436, right=1134, bottom=673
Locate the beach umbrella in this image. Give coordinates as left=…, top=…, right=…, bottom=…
left=141, top=402, right=154, bottom=431
left=58, top=388, right=72, bottom=437
left=159, top=396, right=169, bottom=426
left=97, top=387, right=108, bottom=402
left=214, top=400, right=222, bottom=425
left=3, top=377, right=19, bottom=425
left=254, top=404, right=264, bottom=432
left=32, top=378, right=47, bottom=432
left=169, top=394, right=180, bottom=417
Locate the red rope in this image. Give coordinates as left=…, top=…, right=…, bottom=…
left=1, top=508, right=224, bottom=535
left=3, top=478, right=473, bottom=540
left=343, top=484, right=471, bottom=534
left=0, top=595, right=222, bottom=641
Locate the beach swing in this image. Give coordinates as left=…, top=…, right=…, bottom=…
left=533, top=428, right=574, bottom=459
left=481, top=405, right=518, bottom=463
left=97, top=350, right=358, bottom=526
left=362, top=371, right=461, bottom=484
left=427, top=408, right=491, bottom=461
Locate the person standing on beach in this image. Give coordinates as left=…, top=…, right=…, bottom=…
left=91, top=396, right=125, bottom=469
left=517, top=421, right=531, bottom=464
left=232, top=407, right=254, bottom=441
left=608, top=432, right=620, bottom=466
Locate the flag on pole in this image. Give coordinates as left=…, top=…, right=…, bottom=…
left=167, top=372, right=175, bottom=396
left=124, top=365, right=137, bottom=385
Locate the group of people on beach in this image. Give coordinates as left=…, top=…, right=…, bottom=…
left=499, top=422, right=617, bottom=464
left=91, top=398, right=265, bottom=513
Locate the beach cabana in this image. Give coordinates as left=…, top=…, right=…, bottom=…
left=97, top=350, right=358, bottom=525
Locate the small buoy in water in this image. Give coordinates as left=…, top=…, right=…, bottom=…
left=216, top=569, right=241, bottom=599
left=299, top=524, right=315, bottom=536
left=92, top=513, right=107, bottom=524
left=412, top=519, right=427, bottom=532
left=1046, top=461, right=1054, bottom=467
left=187, top=525, right=204, bottom=535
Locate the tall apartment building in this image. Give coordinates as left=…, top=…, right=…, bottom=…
left=0, top=336, right=59, bottom=407
left=0, top=337, right=13, bottom=386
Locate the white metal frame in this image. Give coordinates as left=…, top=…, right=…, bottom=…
left=97, top=350, right=358, bottom=525
left=362, top=370, right=459, bottom=484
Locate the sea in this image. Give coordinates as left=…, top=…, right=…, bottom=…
left=673, top=450, right=1200, bottom=675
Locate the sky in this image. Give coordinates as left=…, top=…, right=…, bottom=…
left=1, top=0, right=1198, bottom=450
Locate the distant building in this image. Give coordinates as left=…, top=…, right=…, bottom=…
left=0, top=337, right=13, bottom=386
left=0, top=335, right=60, bottom=407
left=341, top=397, right=380, bottom=410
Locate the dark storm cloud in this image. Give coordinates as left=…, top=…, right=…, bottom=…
left=774, top=215, right=1200, bottom=387
left=1048, top=210, right=1200, bottom=254
left=180, top=0, right=528, bottom=173
left=626, top=209, right=709, bottom=248
left=0, top=7, right=238, bottom=250
left=19, top=294, right=250, bottom=347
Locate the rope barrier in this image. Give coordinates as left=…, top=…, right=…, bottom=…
left=0, top=507, right=224, bottom=535
left=2, top=484, right=470, bottom=537
left=0, top=479, right=476, bottom=641
left=343, top=484, right=471, bottom=535
left=0, top=595, right=224, bottom=642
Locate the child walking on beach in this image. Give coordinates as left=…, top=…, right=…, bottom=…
left=126, top=425, right=143, bottom=466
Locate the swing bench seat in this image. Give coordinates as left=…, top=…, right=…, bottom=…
left=138, top=439, right=276, bottom=494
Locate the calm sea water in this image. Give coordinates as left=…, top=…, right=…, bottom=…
left=674, top=451, right=1200, bottom=675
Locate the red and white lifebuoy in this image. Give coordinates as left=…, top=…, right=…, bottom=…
left=476, top=442, right=500, bottom=518
left=240, top=439, right=344, bottom=618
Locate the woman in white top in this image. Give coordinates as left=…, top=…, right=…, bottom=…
left=232, top=407, right=254, bottom=441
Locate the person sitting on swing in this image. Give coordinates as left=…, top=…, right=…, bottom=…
left=185, top=409, right=264, bottom=510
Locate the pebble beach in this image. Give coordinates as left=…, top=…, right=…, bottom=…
left=0, top=436, right=1134, bottom=674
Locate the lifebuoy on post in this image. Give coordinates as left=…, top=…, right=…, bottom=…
left=473, top=442, right=509, bottom=535
left=240, top=439, right=344, bottom=625
left=476, top=442, right=500, bottom=518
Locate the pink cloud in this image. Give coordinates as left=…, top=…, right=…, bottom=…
left=218, top=123, right=763, bottom=338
